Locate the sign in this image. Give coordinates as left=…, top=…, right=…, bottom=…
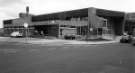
left=24, top=23, right=28, bottom=28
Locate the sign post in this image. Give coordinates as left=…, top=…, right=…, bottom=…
left=24, top=23, right=28, bottom=43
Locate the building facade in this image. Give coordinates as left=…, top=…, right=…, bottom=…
left=124, top=13, right=135, bottom=35
left=3, top=7, right=128, bottom=40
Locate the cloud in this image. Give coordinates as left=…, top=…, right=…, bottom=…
left=25, top=0, right=135, bottom=15
left=25, top=0, right=95, bottom=15
left=0, top=0, right=26, bottom=18
left=0, top=0, right=25, bottom=6
left=0, top=12, right=14, bottom=28
left=0, top=0, right=26, bottom=28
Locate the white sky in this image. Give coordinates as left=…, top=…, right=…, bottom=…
left=0, top=0, right=135, bottom=28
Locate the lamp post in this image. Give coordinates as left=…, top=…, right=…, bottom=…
left=24, top=23, right=28, bottom=42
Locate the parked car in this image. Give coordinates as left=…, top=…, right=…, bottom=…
left=120, top=32, right=132, bottom=43
left=10, top=31, right=23, bottom=37
left=64, top=34, right=76, bottom=40
left=131, top=29, right=135, bottom=45
left=131, top=36, right=135, bottom=45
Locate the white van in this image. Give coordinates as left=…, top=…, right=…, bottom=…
left=10, top=31, right=23, bottom=37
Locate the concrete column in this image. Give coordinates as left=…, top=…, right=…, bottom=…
left=122, top=13, right=127, bottom=34
left=58, top=24, right=61, bottom=38
left=87, top=7, right=97, bottom=39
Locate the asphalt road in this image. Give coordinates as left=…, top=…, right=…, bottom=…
left=0, top=41, right=134, bottom=73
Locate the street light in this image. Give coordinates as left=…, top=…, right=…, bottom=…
left=24, top=23, right=29, bottom=42
left=90, top=27, right=93, bottom=31
left=24, top=22, right=28, bottom=28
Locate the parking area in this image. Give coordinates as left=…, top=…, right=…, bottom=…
left=0, top=40, right=134, bottom=73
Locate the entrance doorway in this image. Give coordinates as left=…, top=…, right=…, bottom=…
left=34, top=25, right=59, bottom=37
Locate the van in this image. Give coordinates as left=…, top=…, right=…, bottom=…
left=10, top=31, right=23, bottom=37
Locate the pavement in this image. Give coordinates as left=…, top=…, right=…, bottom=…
left=0, top=36, right=121, bottom=45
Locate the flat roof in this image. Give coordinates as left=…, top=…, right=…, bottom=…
left=96, top=8, right=125, bottom=18
left=3, top=7, right=126, bottom=26
left=32, top=7, right=125, bottom=22
left=32, top=8, right=88, bottom=22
